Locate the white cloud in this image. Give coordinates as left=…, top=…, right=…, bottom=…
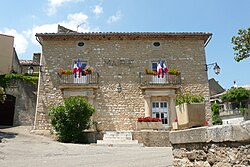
left=0, top=12, right=96, bottom=58
left=0, top=28, right=28, bottom=54
left=92, top=5, right=103, bottom=15
left=107, top=11, right=122, bottom=24
left=47, top=0, right=82, bottom=16
left=28, top=12, right=90, bottom=45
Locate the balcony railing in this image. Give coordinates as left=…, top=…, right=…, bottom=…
left=58, top=72, right=99, bottom=85
left=139, top=72, right=181, bottom=85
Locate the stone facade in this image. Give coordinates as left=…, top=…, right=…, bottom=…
left=34, top=26, right=211, bottom=130
left=5, top=80, right=37, bottom=126
left=169, top=121, right=250, bottom=167
left=20, top=53, right=41, bottom=75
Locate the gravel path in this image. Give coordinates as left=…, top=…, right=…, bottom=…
left=0, top=126, right=173, bottom=167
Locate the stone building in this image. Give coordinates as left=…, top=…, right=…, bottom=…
left=20, top=53, right=41, bottom=75
left=34, top=25, right=212, bottom=131
left=0, top=34, right=21, bottom=75
left=0, top=34, right=37, bottom=126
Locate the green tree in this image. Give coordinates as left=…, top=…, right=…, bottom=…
left=221, top=87, right=250, bottom=103
left=49, top=97, right=95, bottom=143
left=221, top=87, right=250, bottom=108
left=211, top=103, right=222, bottom=125
left=232, top=27, right=250, bottom=62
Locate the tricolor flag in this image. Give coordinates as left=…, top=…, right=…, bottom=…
left=72, top=58, right=83, bottom=78
left=157, top=60, right=168, bottom=78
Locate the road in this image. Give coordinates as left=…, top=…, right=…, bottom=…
left=0, top=126, right=173, bottom=167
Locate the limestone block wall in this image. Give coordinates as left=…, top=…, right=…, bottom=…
left=132, top=131, right=171, bottom=147
left=35, top=37, right=210, bottom=130
left=94, top=83, right=144, bottom=131
left=169, top=121, right=250, bottom=167
left=34, top=70, right=64, bottom=130
left=6, top=80, right=37, bottom=126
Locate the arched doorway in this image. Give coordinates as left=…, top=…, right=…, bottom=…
left=0, top=95, right=16, bottom=126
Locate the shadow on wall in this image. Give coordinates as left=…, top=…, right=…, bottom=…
left=4, top=79, right=38, bottom=126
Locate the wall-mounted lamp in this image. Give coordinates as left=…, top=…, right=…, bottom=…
left=205, top=62, right=220, bottom=75
left=27, top=65, right=34, bottom=75
left=117, top=83, right=122, bottom=93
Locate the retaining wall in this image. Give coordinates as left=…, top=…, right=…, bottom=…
left=169, top=121, right=250, bottom=167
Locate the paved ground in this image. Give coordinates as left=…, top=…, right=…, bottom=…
left=0, top=126, right=173, bottom=167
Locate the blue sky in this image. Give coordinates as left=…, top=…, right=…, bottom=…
left=0, top=0, right=249, bottom=89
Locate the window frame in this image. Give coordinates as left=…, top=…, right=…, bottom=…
left=152, top=101, right=169, bottom=125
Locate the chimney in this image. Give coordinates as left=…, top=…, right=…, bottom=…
left=33, top=53, right=41, bottom=64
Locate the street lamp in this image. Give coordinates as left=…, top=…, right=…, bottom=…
left=28, top=65, right=34, bottom=75
left=205, top=62, right=220, bottom=75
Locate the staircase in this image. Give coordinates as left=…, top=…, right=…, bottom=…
left=97, top=131, right=143, bottom=147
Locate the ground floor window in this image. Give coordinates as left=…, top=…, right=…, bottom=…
left=152, top=101, right=168, bottom=125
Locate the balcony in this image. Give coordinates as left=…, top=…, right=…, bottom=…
left=139, top=72, right=181, bottom=89
left=57, top=72, right=99, bottom=89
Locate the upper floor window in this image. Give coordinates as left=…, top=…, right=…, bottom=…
left=151, top=62, right=158, bottom=71
left=151, top=60, right=168, bottom=71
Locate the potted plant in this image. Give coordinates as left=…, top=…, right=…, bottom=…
left=175, top=93, right=205, bottom=129
left=84, top=66, right=93, bottom=75
left=145, top=68, right=157, bottom=75
left=136, top=117, right=163, bottom=131
left=167, top=68, right=180, bottom=84
left=57, top=68, right=72, bottom=75
left=168, top=68, right=180, bottom=76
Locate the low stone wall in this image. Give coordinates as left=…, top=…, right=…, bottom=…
left=81, top=131, right=171, bottom=147
left=132, top=131, right=171, bottom=147
left=81, top=131, right=104, bottom=144
left=169, top=121, right=250, bottom=167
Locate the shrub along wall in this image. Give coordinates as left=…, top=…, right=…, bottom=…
left=169, top=121, right=250, bottom=167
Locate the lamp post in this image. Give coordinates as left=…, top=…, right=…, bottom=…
left=28, top=65, right=34, bottom=75
left=205, top=62, right=220, bottom=75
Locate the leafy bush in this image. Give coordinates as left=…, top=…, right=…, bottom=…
left=0, top=73, right=38, bottom=88
left=49, top=97, right=95, bottom=143
left=176, top=93, right=205, bottom=106
left=211, top=103, right=222, bottom=125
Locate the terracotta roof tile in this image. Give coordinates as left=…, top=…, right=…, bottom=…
left=19, top=60, right=40, bottom=66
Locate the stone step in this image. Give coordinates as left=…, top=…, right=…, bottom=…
left=97, top=139, right=139, bottom=145
left=96, top=131, right=142, bottom=147
left=103, top=136, right=132, bottom=140
left=105, top=131, right=132, bottom=136
left=96, top=143, right=144, bottom=147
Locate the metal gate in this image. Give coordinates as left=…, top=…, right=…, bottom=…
left=0, top=95, right=16, bottom=126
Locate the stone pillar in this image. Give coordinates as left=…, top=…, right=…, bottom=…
left=144, top=95, right=151, bottom=117
left=169, top=94, right=177, bottom=126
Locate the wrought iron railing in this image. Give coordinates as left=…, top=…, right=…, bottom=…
left=58, top=72, right=99, bottom=85
left=139, top=72, right=181, bottom=85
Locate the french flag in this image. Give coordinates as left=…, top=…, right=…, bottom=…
left=157, top=60, right=168, bottom=78
left=72, top=58, right=82, bottom=78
